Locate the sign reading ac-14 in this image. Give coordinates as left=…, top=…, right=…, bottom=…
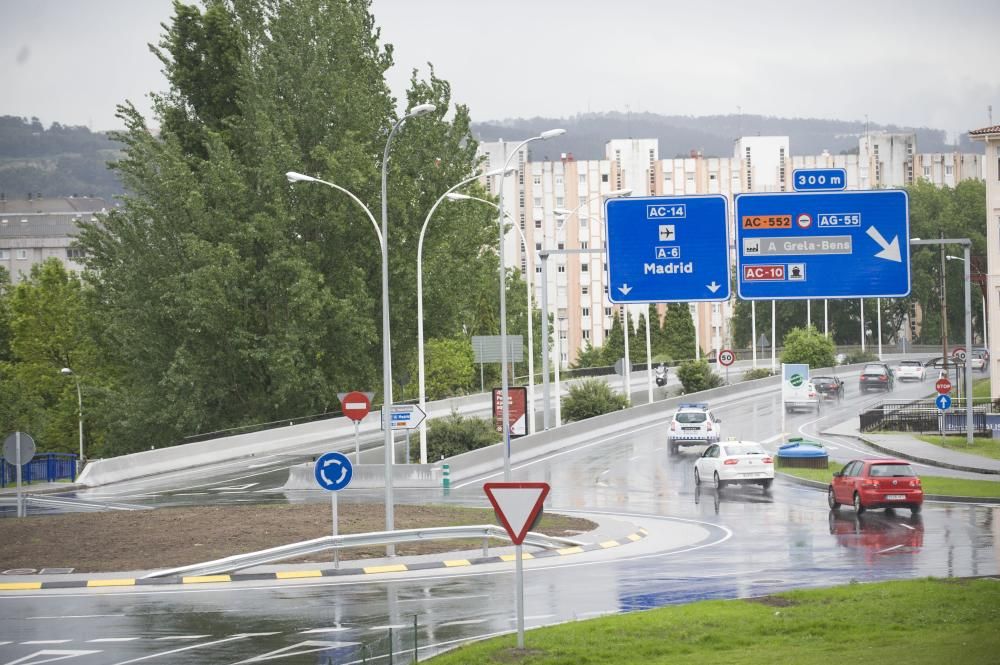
left=606, top=195, right=731, bottom=303
left=736, top=190, right=910, bottom=300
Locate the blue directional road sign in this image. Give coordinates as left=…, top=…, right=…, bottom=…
left=792, top=168, right=847, bottom=191
left=314, top=451, right=353, bottom=491
left=605, top=195, right=730, bottom=303
left=935, top=394, right=952, bottom=411
left=736, top=190, right=910, bottom=300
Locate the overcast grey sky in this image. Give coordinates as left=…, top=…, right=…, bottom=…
left=2, top=0, right=998, bottom=139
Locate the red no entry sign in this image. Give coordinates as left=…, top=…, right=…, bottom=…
left=340, top=391, right=371, bottom=422
left=935, top=377, right=952, bottom=395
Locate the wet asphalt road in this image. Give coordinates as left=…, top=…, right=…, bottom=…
left=2, top=372, right=998, bottom=664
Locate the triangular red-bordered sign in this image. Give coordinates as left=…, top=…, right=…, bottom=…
left=483, top=482, right=550, bottom=545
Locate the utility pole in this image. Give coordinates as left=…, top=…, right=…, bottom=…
left=940, top=234, right=949, bottom=376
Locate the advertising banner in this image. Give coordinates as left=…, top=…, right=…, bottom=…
left=493, top=387, right=528, bottom=438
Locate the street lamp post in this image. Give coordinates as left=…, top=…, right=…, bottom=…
left=415, top=169, right=511, bottom=464
left=496, top=130, right=566, bottom=483
left=60, top=368, right=83, bottom=466
left=914, top=238, right=973, bottom=445
left=442, top=191, right=535, bottom=439
left=285, top=97, right=435, bottom=557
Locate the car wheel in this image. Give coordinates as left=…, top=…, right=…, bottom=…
left=761, top=478, right=773, bottom=492
left=713, top=471, right=725, bottom=491
left=853, top=492, right=866, bottom=515
left=694, top=468, right=701, bottom=486
left=828, top=487, right=840, bottom=510
left=910, top=503, right=922, bottom=515
left=668, top=440, right=676, bottom=454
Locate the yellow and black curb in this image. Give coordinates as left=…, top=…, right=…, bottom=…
left=0, top=528, right=648, bottom=592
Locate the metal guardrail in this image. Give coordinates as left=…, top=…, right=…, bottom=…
left=142, top=525, right=584, bottom=579
left=859, top=397, right=997, bottom=433
left=1, top=452, right=78, bottom=488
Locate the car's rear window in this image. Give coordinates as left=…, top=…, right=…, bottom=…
left=869, top=463, right=916, bottom=477
left=863, top=366, right=887, bottom=375
left=900, top=361, right=922, bottom=367
left=675, top=412, right=707, bottom=423
left=723, top=444, right=764, bottom=456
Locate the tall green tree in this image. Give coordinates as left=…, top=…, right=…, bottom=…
left=77, top=0, right=499, bottom=450
left=662, top=303, right=696, bottom=361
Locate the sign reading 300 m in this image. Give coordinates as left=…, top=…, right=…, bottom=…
left=735, top=190, right=910, bottom=300
left=605, top=195, right=731, bottom=303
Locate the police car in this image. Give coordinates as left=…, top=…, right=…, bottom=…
left=667, top=403, right=721, bottom=453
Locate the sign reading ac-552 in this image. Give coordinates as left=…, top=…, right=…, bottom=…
left=742, top=215, right=792, bottom=229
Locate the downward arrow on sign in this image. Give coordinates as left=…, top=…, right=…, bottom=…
left=618, top=284, right=632, bottom=296
left=707, top=281, right=721, bottom=293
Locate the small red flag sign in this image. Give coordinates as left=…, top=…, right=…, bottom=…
left=483, top=482, right=550, bottom=545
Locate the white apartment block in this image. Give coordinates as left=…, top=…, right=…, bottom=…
left=479, top=133, right=985, bottom=369
left=0, top=196, right=106, bottom=283
left=970, top=125, right=1000, bottom=397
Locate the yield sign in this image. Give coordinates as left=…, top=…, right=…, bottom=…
left=483, top=482, right=550, bottom=545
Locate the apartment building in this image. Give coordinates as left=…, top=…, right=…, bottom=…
left=970, top=124, right=1000, bottom=396
left=479, top=133, right=985, bottom=369
left=0, top=195, right=106, bottom=283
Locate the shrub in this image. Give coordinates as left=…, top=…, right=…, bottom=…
left=561, top=379, right=629, bottom=422
left=423, top=412, right=498, bottom=461
left=742, top=367, right=773, bottom=381
left=676, top=360, right=724, bottom=394
left=781, top=326, right=836, bottom=369
left=843, top=350, right=878, bottom=365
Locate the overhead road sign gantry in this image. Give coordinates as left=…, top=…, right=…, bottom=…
left=735, top=190, right=910, bottom=300
left=605, top=195, right=731, bottom=303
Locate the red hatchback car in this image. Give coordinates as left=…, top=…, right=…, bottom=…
left=828, top=458, right=923, bottom=514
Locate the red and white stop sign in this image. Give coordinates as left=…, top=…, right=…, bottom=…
left=718, top=349, right=736, bottom=367
left=935, top=377, right=952, bottom=395
left=340, top=391, right=371, bottom=422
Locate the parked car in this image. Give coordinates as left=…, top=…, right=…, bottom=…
left=859, top=363, right=894, bottom=393
left=970, top=350, right=988, bottom=371
left=828, top=458, right=923, bottom=514
left=812, top=375, right=845, bottom=400
left=694, top=440, right=774, bottom=491
left=667, top=403, right=721, bottom=453
left=895, top=360, right=926, bottom=382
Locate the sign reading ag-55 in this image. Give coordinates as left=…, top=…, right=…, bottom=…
left=605, top=195, right=730, bottom=303
left=736, top=190, right=910, bottom=300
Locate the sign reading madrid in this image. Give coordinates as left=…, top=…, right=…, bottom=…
left=606, top=195, right=731, bottom=303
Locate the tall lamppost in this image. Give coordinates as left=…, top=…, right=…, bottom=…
left=285, top=98, right=435, bottom=555
left=415, top=168, right=513, bottom=464
left=60, top=367, right=83, bottom=466
left=496, top=130, right=566, bottom=482
left=947, top=255, right=987, bottom=348
left=443, top=192, right=537, bottom=436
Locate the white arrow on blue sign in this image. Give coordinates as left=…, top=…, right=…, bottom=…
left=314, top=451, right=353, bottom=491
left=605, top=195, right=731, bottom=303
left=736, top=190, right=910, bottom=300
left=935, top=394, right=952, bottom=411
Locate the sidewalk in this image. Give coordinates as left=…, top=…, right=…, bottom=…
left=822, top=419, right=1000, bottom=476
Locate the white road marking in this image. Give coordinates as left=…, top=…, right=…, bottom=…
left=876, top=544, right=904, bottom=554
left=88, top=638, right=140, bottom=643
left=297, top=627, right=348, bottom=634
left=213, top=484, right=258, bottom=491
left=3, top=649, right=102, bottom=664
left=437, top=619, right=487, bottom=627
left=228, top=640, right=359, bottom=664
left=107, top=635, right=263, bottom=665
left=28, top=614, right=125, bottom=620
left=368, top=625, right=407, bottom=631
left=20, top=641, right=73, bottom=645
left=154, top=635, right=210, bottom=641
left=899, top=523, right=916, bottom=530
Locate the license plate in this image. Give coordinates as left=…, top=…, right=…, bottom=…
left=886, top=494, right=905, bottom=500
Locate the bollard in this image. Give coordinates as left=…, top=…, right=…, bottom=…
left=442, top=463, right=450, bottom=490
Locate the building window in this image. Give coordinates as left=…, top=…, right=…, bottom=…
left=579, top=174, right=586, bottom=184
left=66, top=246, right=86, bottom=260
left=16, top=249, right=28, bottom=260
left=604, top=307, right=612, bottom=317
left=536, top=266, right=542, bottom=273
left=923, top=166, right=930, bottom=177
left=582, top=307, right=590, bottom=317
left=581, top=241, right=588, bottom=249
left=582, top=329, right=590, bottom=340
left=556, top=197, right=564, bottom=207
left=557, top=242, right=565, bottom=250
left=582, top=285, right=589, bottom=295
left=533, top=175, right=541, bottom=185
left=555, top=176, right=563, bottom=185
left=601, top=173, right=609, bottom=183
left=945, top=165, right=953, bottom=176
left=0, top=249, right=8, bottom=259
left=533, top=196, right=542, bottom=206
left=535, top=242, right=542, bottom=251
left=581, top=263, right=589, bottom=272
left=558, top=265, right=566, bottom=273
left=535, top=219, right=542, bottom=229
left=580, top=217, right=588, bottom=228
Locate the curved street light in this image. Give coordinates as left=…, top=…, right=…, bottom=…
left=60, top=367, right=84, bottom=466
left=444, top=191, right=537, bottom=442
left=285, top=100, right=436, bottom=556
left=496, top=130, right=565, bottom=483
left=415, top=167, right=514, bottom=464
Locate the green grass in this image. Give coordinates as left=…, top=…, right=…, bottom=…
left=779, top=461, right=1000, bottom=497
left=425, top=578, right=1000, bottom=664
left=973, top=377, right=991, bottom=399
left=915, top=434, right=1000, bottom=461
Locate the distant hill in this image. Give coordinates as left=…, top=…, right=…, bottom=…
left=0, top=116, right=124, bottom=201
left=471, top=112, right=984, bottom=161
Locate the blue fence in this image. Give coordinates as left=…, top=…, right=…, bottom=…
left=0, top=452, right=78, bottom=488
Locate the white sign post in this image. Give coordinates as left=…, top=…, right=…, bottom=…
left=483, top=482, right=550, bottom=649
left=4, top=432, right=36, bottom=518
